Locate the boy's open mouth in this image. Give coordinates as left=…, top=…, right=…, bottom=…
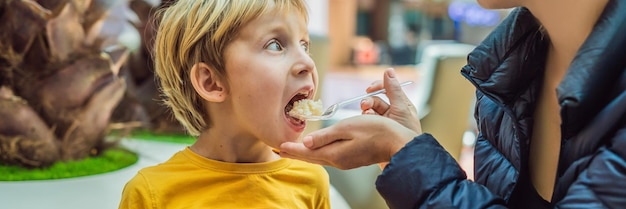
left=285, top=92, right=309, bottom=125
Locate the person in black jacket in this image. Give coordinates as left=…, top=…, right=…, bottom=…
left=280, top=0, right=626, bottom=208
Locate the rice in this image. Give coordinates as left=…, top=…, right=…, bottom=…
left=288, top=99, right=323, bottom=119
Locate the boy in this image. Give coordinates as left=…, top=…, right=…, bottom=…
left=119, top=0, right=330, bottom=208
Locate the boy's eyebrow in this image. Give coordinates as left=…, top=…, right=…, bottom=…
left=246, top=17, right=309, bottom=42
left=254, top=25, right=296, bottom=41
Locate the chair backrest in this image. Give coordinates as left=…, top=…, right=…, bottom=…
left=417, top=43, right=476, bottom=161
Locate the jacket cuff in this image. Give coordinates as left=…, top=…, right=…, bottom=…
left=375, top=133, right=466, bottom=209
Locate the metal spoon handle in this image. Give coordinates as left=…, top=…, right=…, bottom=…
left=336, top=81, right=414, bottom=107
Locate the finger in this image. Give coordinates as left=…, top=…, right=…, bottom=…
left=366, top=96, right=391, bottom=115
left=366, top=80, right=384, bottom=93
left=280, top=141, right=309, bottom=153
left=279, top=142, right=328, bottom=165
left=279, top=142, right=325, bottom=161
left=279, top=151, right=329, bottom=166
left=280, top=142, right=339, bottom=166
left=301, top=126, right=351, bottom=149
left=362, top=109, right=377, bottom=115
left=360, top=97, right=374, bottom=111
left=281, top=142, right=356, bottom=169
left=383, top=68, right=412, bottom=105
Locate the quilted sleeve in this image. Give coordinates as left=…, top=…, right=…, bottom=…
left=376, top=134, right=507, bottom=209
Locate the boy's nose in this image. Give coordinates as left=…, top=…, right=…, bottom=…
left=291, top=50, right=315, bottom=76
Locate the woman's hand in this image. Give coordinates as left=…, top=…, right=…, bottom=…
left=361, top=68, right=422, bottom=134
left=279, top=68, right=422, bottom=169
left=279, top=115, right=417, bottom=170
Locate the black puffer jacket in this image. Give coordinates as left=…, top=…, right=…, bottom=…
left=375, top=2, right=626, bottom=208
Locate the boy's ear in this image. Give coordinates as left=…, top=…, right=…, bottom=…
left=190, top=62, right=226, bottom=102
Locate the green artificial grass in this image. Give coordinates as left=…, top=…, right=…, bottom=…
left=129, top=130, right=195, bottom=144
left=0, top=148, right=138, bottom=181
left=0, top=130, right=193, bottom=181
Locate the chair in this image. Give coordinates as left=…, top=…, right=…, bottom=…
left=416, top=43, right=476, bottom=161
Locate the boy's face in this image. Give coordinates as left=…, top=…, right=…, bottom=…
left=222, top=9, right=317, bottom=148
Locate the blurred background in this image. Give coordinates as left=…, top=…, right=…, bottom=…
left=0, top=0, right=511, bottom=208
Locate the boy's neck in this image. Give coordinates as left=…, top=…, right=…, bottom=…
left=190, top=100, right=280, bottom=163
left=190, top=129, right=281, bottom=163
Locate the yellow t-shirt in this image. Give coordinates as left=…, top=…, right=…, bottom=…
left=119, top=147, right=330, bottom=209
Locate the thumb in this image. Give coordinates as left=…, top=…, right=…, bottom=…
left=383, top=68, right=411, bottom=105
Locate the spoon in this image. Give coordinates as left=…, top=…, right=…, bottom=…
left=298, top=81, right=413, bottom=121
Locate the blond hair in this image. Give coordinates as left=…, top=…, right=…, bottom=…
left=154, top=0, right=309, bottom=136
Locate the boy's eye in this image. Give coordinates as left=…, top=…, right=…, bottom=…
left=300, top=41, right=309, bottom=53
left=265, top=39, right=283, bottom=51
